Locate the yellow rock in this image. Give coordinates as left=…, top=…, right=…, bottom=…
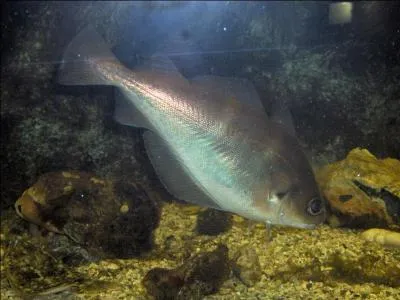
left=361, top=228, right=400, bottom=248
left=90, top=177, right=106, bottom=185
left=14, top=171, right=115, bottom=234
left=120, top=203, right=129, bottom=214
left=179, top=204, right=202, bottom=215
left=316, top=148, right=400, bottom=227
left=62, top=171, right=81, bottom=179
left=63, top=185, right=74, bottom=193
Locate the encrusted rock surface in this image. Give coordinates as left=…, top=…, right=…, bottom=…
left=196, top=208, right=233, bottom=236
left=232, top=245, right=262, bottom=287
left=142, top=244, right=230, bottom=299
left=316, top=148, right=400, bottom=228
left=14, top=170, right=161, bottom=261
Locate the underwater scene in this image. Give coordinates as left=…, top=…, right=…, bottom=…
left=1, top=1, right=399, bottom=299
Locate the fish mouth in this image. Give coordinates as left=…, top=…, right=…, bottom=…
left=288, top=222, right=317, bottom=229
left=276, top=216, right=317, bottom=229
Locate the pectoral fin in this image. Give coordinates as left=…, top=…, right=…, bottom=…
left=191, top=75, right=265, bottom=111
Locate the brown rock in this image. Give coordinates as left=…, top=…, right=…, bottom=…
left=232, top=245, right=262, bottom=286
left=316, top=148, right=400, bottom=228
left=14, top=171, right=160, bottom=261
left=143, top=244, right=231, bottom=299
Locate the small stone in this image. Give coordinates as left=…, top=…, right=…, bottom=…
left=119, top=203, right=129, bottom=213
left=361, top=228, right=400, bottom=248
left=99, top=261, right=120, bottom=270
left=232, top=245, right=262, bottom=287
left=196, top=208, right=232, bottom=236
left=181, top=244, right=230, bottom=293
left=142, top=268, right=183, bottom=300
left=143, top=244, right=231, bottom=299
left=180, top=205, right=202, bottom=215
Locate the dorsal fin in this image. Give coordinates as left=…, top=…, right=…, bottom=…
left=137, top=55, right=185, bottom=78
left=270, top=102, right=296, bottom=137
left=191, top=75, right=265, bottom=111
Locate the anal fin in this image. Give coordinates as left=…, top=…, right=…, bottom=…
left=143, top=131, right=221, bottom=210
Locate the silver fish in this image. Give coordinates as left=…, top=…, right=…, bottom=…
left=58, top=27, right=326, bottom=229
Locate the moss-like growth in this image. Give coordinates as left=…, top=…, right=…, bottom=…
left=196, top=208, right=232, bottom=236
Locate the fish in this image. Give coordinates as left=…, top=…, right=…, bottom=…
left=57, top=27, right=326, bottom=229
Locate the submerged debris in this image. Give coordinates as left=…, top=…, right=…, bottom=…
left=0, top=231, right=83, bottom=298
left=195, top=208, right=233, bottom=236
left=142, top=244, right=230, bottom=299
left=232, top=245, right=262, bottom=287
left=14, top=171, right=161, bottom=261
left=316, top=148, right=400, bottom=228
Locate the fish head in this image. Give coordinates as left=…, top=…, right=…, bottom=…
left=257, top=163, right=326, bottom=229
left=270, top=172, right=326, bottom=229
left=252, top=127, right=326, bottom=229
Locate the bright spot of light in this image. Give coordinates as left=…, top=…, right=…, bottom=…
left=329, top=2, right=353, bottom=25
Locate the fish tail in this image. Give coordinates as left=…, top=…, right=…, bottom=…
left=58, top=26, right=119, bottom=86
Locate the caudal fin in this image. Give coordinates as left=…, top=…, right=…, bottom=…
left=58, top=26, right=119, bottom=86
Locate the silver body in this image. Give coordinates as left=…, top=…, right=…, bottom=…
left=58, top=27, right=326, bottom=228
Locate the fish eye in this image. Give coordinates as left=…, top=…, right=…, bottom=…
left=307, top=197, right=324, bottom=216
left=17, top=204, right=22, bottom=213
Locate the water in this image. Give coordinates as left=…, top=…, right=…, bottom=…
left=1, top=1, right=399, bottom=299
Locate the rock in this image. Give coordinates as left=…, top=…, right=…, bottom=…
left=14, top=171, right=160, bottom=262
left=196, top=208, right=232, bottom=236
left=361, top=228, right=400, bottom=249
left=142, top=268, right=184, bottom=300
left=180, top=244, right=230, bottom=292
left=142, top=244, right=231, bottom=299
left=316, top=148, right=400, bottom=228
left=232, top=245, right=262, bottom=287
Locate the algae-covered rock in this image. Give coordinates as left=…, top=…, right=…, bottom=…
left=232, top=245, right=262, bottom=287
left=316, top=148, right=400, bottom=228
left=196, top=208, right=233, bottom=236
left=142, top=244, right=230, bottom=299
left=14, top=170, right=160, bottom=260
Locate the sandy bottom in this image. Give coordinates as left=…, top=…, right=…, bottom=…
left=1, top=203, right=399, bottom=300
